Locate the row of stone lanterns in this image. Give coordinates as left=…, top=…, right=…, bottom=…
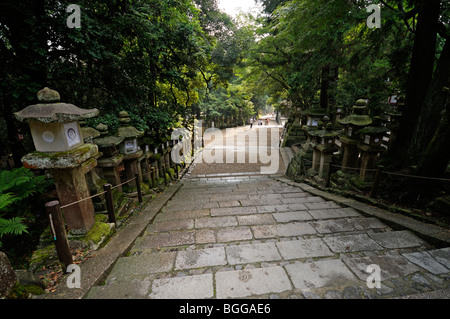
left=204, top=115, right=242, bottom=130
left=286, top=98, right=391, bottom=184
left=14, top=88, right=183, bottom=235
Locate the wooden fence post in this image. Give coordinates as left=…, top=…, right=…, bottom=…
left=163, top=166, right=167, bottom=186
left=325, top=165, right=332, bottom=188
left=45, top=201, right=73, bottom=273
left=151, top=167, right=156, bottom=188
left=370, top=165, right=384, bottom=198
left=103, top=184, right=117, bottom=226
left=135, top=173, right=143, bottom=203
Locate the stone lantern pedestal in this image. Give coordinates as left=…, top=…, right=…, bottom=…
left=14, top=88, right=99, bottom=234
left=338, top=99, right=372, bottom=173
left=149, top=145, right=161, bottom=182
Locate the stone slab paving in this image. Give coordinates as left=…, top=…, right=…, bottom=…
left=86, top=175, right=450, bottom=299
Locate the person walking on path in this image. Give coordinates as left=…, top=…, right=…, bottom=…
left=250, top=117, right=254, bottom=129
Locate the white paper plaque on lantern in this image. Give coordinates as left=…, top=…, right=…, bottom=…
left=64, top=122, right=81, bottom=147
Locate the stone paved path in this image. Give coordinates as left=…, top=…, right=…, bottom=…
left=85, top=120, right=450, bottom=299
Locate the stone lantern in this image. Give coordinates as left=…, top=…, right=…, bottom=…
left=294, top=105, right=302, bottom=124
left=14, top=88, right=99, bottom=234
left=297, top=106, right=327, bottom=168
left=334, top=105, right=345, bottom=123
left=357, top=117, right=389, bottom=181
left=117, top=111, right=144, bottom=187
left=281, top=104, right=306, bottom=147
left=385, top=99, right=404, bottom=150
left=338, top=99, right=372, bottom=173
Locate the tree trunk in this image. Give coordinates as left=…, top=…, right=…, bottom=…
left=409, top=38, right=450, bottom=161
left=416, top=88, right=450, bottom=177
left=390, top=0, right=440, bottom=165
left=320, top=65, right=330, bottom=109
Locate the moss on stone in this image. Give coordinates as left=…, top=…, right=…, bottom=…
left=81, top=221, right=114, bottom=249
left=302, top=107, right=327, bottom=116
left=6, top=282, right=45, bottom=299
left=29, top=245, right=58, bottom=272
left=338, top=115, right=372, bottom=126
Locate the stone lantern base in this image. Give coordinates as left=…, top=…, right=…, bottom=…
left=316, top=144, right=339, bottom=179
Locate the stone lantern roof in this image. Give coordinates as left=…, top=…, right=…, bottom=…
left=318, top=123, right=339, bottom=138
left=302, top=107, right=327, bottom=116
left=93, top=124, right=124, bottom=147
left=358, top=116, right=389, bottom=135
left=338, top=99, right=372, bottom=127
left=14, top=87, right=99, bottom=123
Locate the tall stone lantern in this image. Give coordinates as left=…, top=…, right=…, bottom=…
left=14, top=88, right=99, bottom=234
left=338, top=99, right=372, bottom=173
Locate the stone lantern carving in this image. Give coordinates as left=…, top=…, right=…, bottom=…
left=117, top=111, right=144, bottom=187
left=14, top=88, right=99, bottom=234
left=14, top=88, right=97, bottom=153
left=338, top=99, right=372, bottom=173
left=357, top=117, right=389, bottom=181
